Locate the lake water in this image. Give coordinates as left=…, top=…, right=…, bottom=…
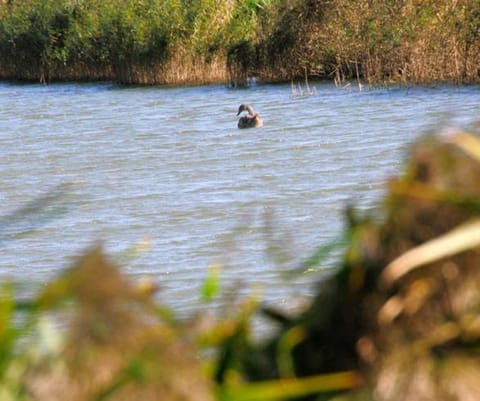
left=0, top=81, right=478, bottom=316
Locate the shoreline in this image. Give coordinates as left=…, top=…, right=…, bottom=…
left=1, top=74, right=479, bottom=88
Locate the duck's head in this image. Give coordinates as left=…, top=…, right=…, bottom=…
left=237, top=103, right=254, bottom=116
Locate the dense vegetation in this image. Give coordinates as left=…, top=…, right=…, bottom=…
left=3, top=129, right=480, bottom=401
left=0, top=0, right=479, bottom=85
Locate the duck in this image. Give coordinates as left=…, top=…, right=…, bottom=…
left=237, top=104, right=263, bottom=129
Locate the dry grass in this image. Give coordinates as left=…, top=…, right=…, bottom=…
left=25, top=247, right=215, bottom=401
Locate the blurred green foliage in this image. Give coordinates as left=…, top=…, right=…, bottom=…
left=0, top=246, right=361, bottom=401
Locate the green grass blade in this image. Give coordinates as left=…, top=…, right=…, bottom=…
left=219, top=371, right=362, bottom=401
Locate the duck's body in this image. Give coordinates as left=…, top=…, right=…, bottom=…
left=237, top=104, right=263, bottom=129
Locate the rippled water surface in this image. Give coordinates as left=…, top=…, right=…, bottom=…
left=0, top=82, right=478, bottom=314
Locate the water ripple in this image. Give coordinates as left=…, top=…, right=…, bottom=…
left=0, top=82, right=479, bottom=314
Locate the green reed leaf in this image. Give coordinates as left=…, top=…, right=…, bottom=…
left=219, top=371, right=362, bottom=401
left=201, top=264, right=221, bottom=302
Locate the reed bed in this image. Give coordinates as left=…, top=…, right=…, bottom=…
left=0, top=0, right=478, bottom=85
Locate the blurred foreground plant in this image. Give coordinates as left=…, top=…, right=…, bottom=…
left=213, top=129, right=480, bottom=401
left=1, top=247, right=215, bottom=401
